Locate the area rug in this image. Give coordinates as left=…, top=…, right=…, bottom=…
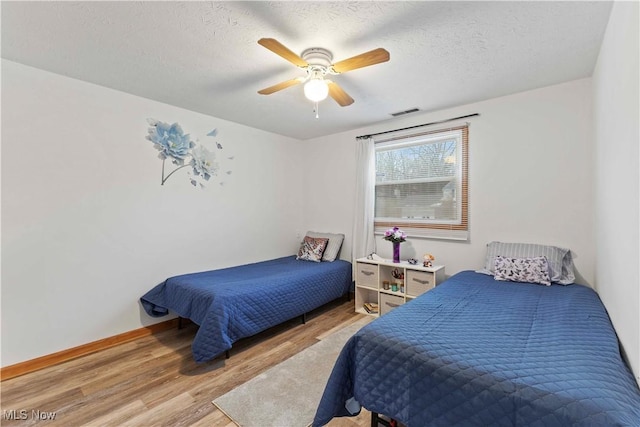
left=213, top=316, right=372, bottom=427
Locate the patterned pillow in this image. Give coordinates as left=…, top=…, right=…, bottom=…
left=494, top=255, right=551, bottom=286
left=305, top=231, right=345, bottom=262
left=478, top=241, right=575, bottom=284
left=296, top=236, right=329, bottom=262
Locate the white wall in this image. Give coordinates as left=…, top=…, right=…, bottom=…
left=4, top=20, right=636, bottom=385
left=592, top=1, right=639, bottom=383
left=303, top=79, right=595, bottom=284
left=1, top=60, right=304, bottom=367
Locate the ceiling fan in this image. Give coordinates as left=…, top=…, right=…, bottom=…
left=257, top=38, right=390, bottom=108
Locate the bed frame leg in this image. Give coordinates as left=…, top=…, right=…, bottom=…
left=301, top=313, right=307, bottom=324
left=371, top=412, right=393, bottom=427
left=225, top=350, right=230, bottom=359
left=178, top=317, right=184, bottom=329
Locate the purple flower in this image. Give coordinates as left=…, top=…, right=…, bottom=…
left=383, top=226, right=407, bottom=243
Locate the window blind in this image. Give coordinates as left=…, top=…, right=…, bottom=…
left=374, top=125, right=469, bottom=239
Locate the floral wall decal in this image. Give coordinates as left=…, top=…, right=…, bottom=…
left=146, top=119, right=232, bottom=188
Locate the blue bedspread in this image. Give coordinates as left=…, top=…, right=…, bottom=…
left=314, top=271, right=640, bottom=426
left=141, top=256, right=352, bottom=362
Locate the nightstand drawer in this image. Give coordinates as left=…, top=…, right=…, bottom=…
left=356, top=262, right=378, bottom=288
left=380, top=293, right=404, bottom=316
left=406, top=270, right=435, bottom=296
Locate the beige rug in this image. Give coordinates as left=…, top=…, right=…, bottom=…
left=213, top=316, right=372, bottom=427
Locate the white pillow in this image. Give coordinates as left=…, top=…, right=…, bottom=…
left=305, top=231, right=345, bottom=262
left=478, top=241, right=575, bottom=284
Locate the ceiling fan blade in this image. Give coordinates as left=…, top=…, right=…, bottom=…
left=258, top=38, right=308, bottom=68
left=331, top=48, right=390, bottom=73
left=327, top=81, right=354, bottom=106
left=258, top=78, right=303, bottom=95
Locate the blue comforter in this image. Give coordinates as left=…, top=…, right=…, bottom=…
left=141, top=256, right=352, bottom=362
left=314, top=271, right=640, bottom=426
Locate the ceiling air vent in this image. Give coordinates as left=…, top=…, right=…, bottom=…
left=390, top=108, right=420, bottom=117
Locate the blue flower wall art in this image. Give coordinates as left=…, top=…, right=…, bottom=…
left=146, top=119, right=232, bottom=188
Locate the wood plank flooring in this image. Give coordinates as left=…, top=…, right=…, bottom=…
left=1, top=298, right=371, bottom=427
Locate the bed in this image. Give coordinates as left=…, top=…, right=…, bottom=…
left=141, top=255, right=352, bottom=362
left=313, top=270, right=640, bottom=426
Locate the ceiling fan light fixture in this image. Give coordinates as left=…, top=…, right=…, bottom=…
left=303, top=78, right=329, bottom=102
left=257, top=38, right=389, bottom=108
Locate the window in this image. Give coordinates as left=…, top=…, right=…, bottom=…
left=374, top=125, right=468, bottom=239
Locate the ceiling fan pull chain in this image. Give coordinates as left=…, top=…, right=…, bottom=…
left=314, top=101, right=320, bottom=119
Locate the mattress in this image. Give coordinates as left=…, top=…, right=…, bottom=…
left=141, top=256, right=352, bottom=362
left=314, top=270, right=640, bottom=426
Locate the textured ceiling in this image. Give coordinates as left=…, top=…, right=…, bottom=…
left=1, top=1, right=612, bottom=140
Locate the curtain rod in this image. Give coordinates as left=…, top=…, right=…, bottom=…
left=355, top=113, right=480, bottom=140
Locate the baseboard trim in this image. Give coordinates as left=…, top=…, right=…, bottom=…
left=1, top=318, right=179, bottom=381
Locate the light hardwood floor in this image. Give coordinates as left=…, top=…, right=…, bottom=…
left=1, top=298, right=372, bottom=427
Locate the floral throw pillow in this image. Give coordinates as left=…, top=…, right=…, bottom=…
left=494, top=255, right=551, bottom=286
left=296, top=236, right=329, bottom=262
